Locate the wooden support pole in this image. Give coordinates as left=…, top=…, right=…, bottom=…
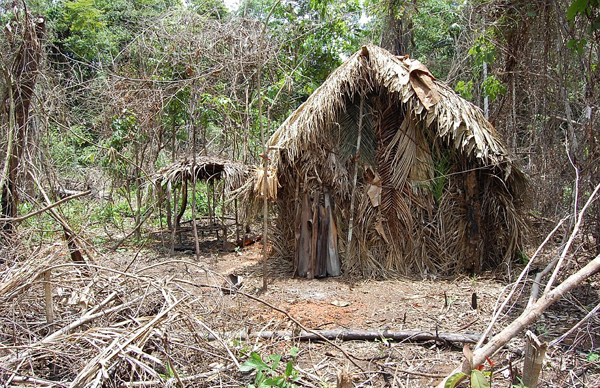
left=170, top=186, right=178, bottom=256
left=256, top=0, right=281, bottom=291
left=190, top=87, right=201, bottom=261
left=346, top=96, right=364, bottom=256
left=43, top=270, right=54, bottom=328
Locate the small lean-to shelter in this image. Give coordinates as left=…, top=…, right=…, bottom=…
left=152, top=155, right=250, bottom=244
left=254, top=45, right=527, bottom=278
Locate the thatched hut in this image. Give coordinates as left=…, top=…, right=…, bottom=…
left=152, top=155, right=250, bottom=245
left=255, top=45, right=527, bottom=278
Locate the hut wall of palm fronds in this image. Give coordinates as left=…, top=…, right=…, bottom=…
left=249, top=45, right=527, bottom=278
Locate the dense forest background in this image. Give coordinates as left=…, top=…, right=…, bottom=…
left=0, top=1, right=599, bottom=386
left=0, top=0, right=598, bottom=255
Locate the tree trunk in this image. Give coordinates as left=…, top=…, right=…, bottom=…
left=1, top=10, right=45, bottom=233
left=379, top=0, right=414, bottom=56
left=522, top=331, right=547, bottom=388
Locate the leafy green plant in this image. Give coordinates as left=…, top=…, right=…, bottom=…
left=469, top=33, right=498, bottom=66
left=159, top=362, right=176, bottom=380
left=445, top=345, right=494, bottom=388
left=518, top=250, right=529, bottom=265
left=374, top=336, right=393, bottom=347
left=566, top=0, right=599, bottom=55
left=481, top=75, right=506, bottom=102
left=455, top=80, right=474, bottom=100
left=588, top=352, right=600, bottom=363
left=445, top=369, right=492, bottom=388
left=240, top=347, right=300, bottom=388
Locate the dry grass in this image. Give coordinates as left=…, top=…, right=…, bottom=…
left=1, top=240, right=598, bottom=388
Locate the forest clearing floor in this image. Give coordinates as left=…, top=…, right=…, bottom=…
left=1, top=236, right=599, bottom=387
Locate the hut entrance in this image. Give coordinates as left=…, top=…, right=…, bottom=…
left=294, top=190, right=341, bottom=278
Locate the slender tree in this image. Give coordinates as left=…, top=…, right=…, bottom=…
left=1, top=3, right=45, bottom=234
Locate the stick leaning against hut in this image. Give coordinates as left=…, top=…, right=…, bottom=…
left=242, top=45, right=527, bottom=278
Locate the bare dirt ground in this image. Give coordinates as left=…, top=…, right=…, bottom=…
left=128, top=239, right=600, bottom=387
left=1, top=236, right=599, bottom=387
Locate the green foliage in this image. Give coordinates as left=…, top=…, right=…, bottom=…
left=455, top=80, right=474, bottom=100
left=49, top=0, right=117, bottom=62
left=470, top=370, right=491, bottom=388
left=63, top=0, right=105, bottom=33
left=517, top=250, right=529, bottom=265
left=588, top=352, right=600, bottom=363
left=44, top=0, right=206, bottom=63
left=469, top=33, right=498, bottom=66
left=363, top=0, right=462, bottom=78
left=444, top=372, right=467, bottom=388
left=108, top=110, right=141, bottom=151
left=445, top=369, right=491, bottom=388
left=241, top=0, right=363, bottom=104
left=240, top=347, right=301, bottom=388
left=567, top=0, right=599, bottom=21
left=189, top=0, right=228, bottom=18
left=91, top=200, right=130, bottom=230
left=411, top=0, right=462, bottom=77
left=159, top=362, right=177, bottom=380
left=567, top=37, right=589, bottom=55
left=481, top=75, right=506, bottom=102
left=44, top=125, right=99, bottom=173
left=565, top=0, right=599, bottom=57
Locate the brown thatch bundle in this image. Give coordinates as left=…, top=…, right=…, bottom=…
left=152, top=155, right=250, bottom=195
left=251, top=45, right=527, bottom=278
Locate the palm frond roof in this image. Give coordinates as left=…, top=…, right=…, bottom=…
left=152, top=155, right=250, bottom=192
left=268, top=44, right=520, bottom=182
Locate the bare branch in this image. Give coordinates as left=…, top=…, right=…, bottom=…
left=0, top=190, right=91, bottom=223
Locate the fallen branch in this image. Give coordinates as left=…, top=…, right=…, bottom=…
left=0, top=372, right=67, bottom=388
left=41, top=291, right=120, bottom=344
left=437, top=253, right=600, bottom=387
left=543, top=182, right=600, bottom=294
left=203, top=328, right=481, bottom=344
left=0, top=190, right=91, bottom=222
left=476, top=217, right=566, bottom=350
left=175, top=279, right=364, bottom=370
left=69, top=296, right=186, bottom=387
left=29, top=170, right=87, bottom=264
